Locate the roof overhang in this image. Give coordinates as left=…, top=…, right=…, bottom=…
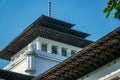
left=0, top=15, right=92, bottom=60
left=0, top=69, right=34, bottom=80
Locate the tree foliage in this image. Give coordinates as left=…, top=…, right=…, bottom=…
left=104, top=0, right=120, bottom=20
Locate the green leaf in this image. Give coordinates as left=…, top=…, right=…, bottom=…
left=103, top=0, right=120, bottom=20
left=108, top=1, right=112, bottom=5
left=103, top=7, right=109, bottom=13
left=103, top=6, right=112, bottom=13
left=114, top=11, right=120, bottom=18
left=106, top=11, right=111, bottom=18
left=115, top=2, right=120, bottom=9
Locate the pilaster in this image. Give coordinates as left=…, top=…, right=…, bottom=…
left=36, top=39, right=41, bottom=51
left=47, top=44, right=52, bottom=53
left=67, top=49, right=71, bottom=57
left=58, top=46, right=62, bottom=56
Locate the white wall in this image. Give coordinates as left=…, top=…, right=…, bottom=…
left=10, top=58, right=28, bottom=75
left=4, top=54, right=29, bottom=75
left=78, top=57, right=120, bottom=80
left=30, top=50, right=68, bottom=76
left=33, top=53, right=62, bottom=76
left=4, top=37, right=82, bottom=76
left=3, top=49, right=67, bottom=76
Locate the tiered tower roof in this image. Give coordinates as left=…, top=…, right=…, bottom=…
left=0, top=15, right=92, bottom=60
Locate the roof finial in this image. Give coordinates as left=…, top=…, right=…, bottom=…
left=48, top=0, right=51, bottom=17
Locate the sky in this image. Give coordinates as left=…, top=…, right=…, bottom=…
left=0, top=0, right=120, bottom=68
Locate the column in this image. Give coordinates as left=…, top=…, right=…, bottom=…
left=25, top=43, right=36, bottom=75
left=67, top=49, right=71, bottom=57
left=28, top=43, right=34, bottom=52
left=25, top=53, right=36, bottom=75
left=47, top=44, right=52, bottom=53
left=36, top=39, right=41, bottom=51
left=27, top=54, right=35, bottom=69
left=58, top=46, right=62, bottom=56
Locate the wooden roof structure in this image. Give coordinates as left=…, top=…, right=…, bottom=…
left=32, top=27, right=120, bottom=80
left=0, top=69, right=34, bottom=80
left=0, top=15, right=92, bottom=60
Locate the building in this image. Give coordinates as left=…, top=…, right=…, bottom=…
left=0, top=15, right=92, bottom=77
left=32, top=27, right=120, bottom=80
left=0, top=13, right=119, bottom=80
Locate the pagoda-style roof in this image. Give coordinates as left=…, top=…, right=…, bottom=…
left=32, top=27, right=120, bottom=80
left=0, top=15, right=92, bottom=60
left=0, top=69, right=34, bottom=80
left=40, top=15, right=75, bottom=29
left=33, top=15, right=90, bottom=38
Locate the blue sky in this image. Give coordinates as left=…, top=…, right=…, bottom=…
left=0, top=0, right=120, bottom=68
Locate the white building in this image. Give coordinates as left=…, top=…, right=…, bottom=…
left=0, top=15, right=92, bottom=76
left=0, top=13, right=119, bottom=80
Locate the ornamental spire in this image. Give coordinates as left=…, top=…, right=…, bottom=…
left=48, top=0, right=51, bottom=17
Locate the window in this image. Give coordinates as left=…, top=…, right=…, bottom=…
left=41, top=43, right=47, bottom=52
left=62, top=48, right=67, bottom=56
left=71, top=50, right=76, bottom=56
left=52, top=45, right=58, bottom=54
